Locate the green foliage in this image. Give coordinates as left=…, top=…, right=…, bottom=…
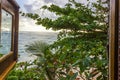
left=7, top=61, right=45, bottom=80
left=26, top=41, right=49, bottom=56
left=59, top=72, right=78, bottom=80
left=7, top=41, right=79, bottom=80
left=7, top=76, right=18, bottom=80
left=19, top=0, right=109, bottom=79
left=0, top=53, right=3, bottom=57
left=49, top=32, right=108, bottom=79
left=25, top=41, right=56, bottom=80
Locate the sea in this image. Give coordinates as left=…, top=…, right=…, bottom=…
left=18, top=31, right=58, bottom=62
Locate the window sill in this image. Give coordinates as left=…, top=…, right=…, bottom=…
left=0, top=61, right=16, bottom=80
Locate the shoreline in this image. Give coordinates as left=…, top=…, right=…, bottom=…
left=18, top=53, right=37, bottom=62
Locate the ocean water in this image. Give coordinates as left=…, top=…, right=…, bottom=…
left=18, top=31, right=58, bottom=62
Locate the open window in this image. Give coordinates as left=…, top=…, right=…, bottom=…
left=0, top=0, right=19, bottom=79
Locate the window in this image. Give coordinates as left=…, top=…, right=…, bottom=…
left=0, top=9, right=12, bottom=55
left=0, top=0, right=19, bottom=79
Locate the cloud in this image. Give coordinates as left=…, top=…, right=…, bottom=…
left=23, top=0, right=96, bottom=13
left=19, top=0, right=56, bottom=32
left=24, top=0, right=46, bottom=13
left=24, top=5, right=33, bottom=12
left=19, top=0, right=97, bottom=32
left=24, top=0, right=60, bottom=19
left=44, top=0, right=54, bottom=3
left=19, top=15, right=54, bottom=32
left=24, top=0, right=69, bottom=13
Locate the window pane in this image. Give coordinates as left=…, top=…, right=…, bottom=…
left=0, top=9, right=12, bottom=56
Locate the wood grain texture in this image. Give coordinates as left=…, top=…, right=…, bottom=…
left=109, top=0, right=115, bottom=80
left=0, top=61, right=16, bottom=80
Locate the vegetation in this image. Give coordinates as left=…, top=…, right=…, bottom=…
left=0, top=53, right=3, bottom=57
left=7, top=0, right=109, bottom=80
left=7, top=41, right=78, bottom=80
left=7, top=61, right=41, bottom=80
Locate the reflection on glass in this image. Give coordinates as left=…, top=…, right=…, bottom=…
left=0, top=9, right=12, bottom=56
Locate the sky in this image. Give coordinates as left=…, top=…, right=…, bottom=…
left=16, top=0, right=56, bottom=32
left=16, top=0, right=95, bottom=32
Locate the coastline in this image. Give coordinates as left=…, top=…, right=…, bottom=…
left=18, top=31, right=58, bottom=62
left=18, top=53, right=37, bottom=62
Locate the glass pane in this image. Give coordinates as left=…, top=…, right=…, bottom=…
left=0, top=9, right=12, bottom=57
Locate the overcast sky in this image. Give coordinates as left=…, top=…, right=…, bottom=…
left=16, top=0, right=96, bottom=32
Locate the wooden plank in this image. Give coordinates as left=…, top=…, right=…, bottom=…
left=14, top=8, right=19, bottom=60
left=0, top=61, right=16, bottom=80
left=1, top=0, right=15, bottom=15
left=118, top=0, right=120, bottom=79
left=109, top=0, right=116, bottom=80
left=0, top=52, right=14, bottom=75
